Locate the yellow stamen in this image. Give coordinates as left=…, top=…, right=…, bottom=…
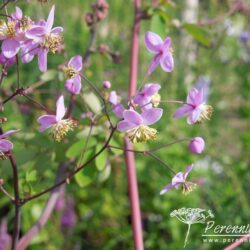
left=18, top=16, right=32, bottom=32
left=196, top=104, right=213, bottom=124
left=64, top=66, right=78, bottom=79
left=127, top=125, right=157, bottom=143
left=0, top=20, right=16, bottom=38
left=151, top=93, right=161, bottom=107
left=50, top=119, right=77, bottom=142
left=0, top=151, right=8, bottom=160
left=182, top=182, right=196, bottom=195
left=42, top=34, right=63, bottom=53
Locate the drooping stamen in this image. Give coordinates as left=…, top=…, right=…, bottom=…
left=42, top=34, right=63, bottom=53
left=151, top=93, right=161, bottom=107
left=50, top=119, right=78, bottom=142
left=0, top=20, right=16, bottom=38
left=64, top=66, right=78, bottom=79
left=127, top=125, right=157, bottom=143
left=182, top=181, right=196, bottom=195
left=196, top=104, right=213, bottom=124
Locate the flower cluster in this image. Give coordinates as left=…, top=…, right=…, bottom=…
left=0, top=5, right=63, bottom=72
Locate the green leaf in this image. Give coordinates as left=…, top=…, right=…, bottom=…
left=74, top=164, right=96, bottom=188
left=82, top=92, right=102, bottom=114
left=25, top=170, right=37, bottom=182
left=66, top=139, right=85, bottom=159
left=40, top=69, right=57, bottom=82
left=183, top=23, right=211, bottom=47
left=95, top=145, right=108, bottom=171
left=150, top=15, right=166, bottom=37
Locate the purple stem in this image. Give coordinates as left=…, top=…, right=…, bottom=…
left=125, top=0, right=144, bottom=249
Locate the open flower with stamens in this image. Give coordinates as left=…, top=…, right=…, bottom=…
left=174, top=87, right=213, bottom=124
left=26, top=5, right=63, bottom=72
left=134, top=83, right=161, bottom=109
left=64, top=55, right=82, bottom=95
left=0, top=130, right=18, bottom=160
left=160, top=164, right=196, bottom=195
left=144, top=31, right=174, bottom=75
left=37, top=96, right=77, bottom=141
left=117, top=108, right=163, bottom=143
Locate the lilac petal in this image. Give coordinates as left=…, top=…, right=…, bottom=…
left=187, top=108, right=201, bottom=124
left=133, top=94, right=150, bottom=107
left=68, top=55, right=82, bottom=71
left=162, top=37, right=171, bottom=50
left=0, top=130, right=18, bottom=139
left=46, top=5, right=55, bottom=32
left=51, top=26, right=63, bottom=34
left=117, top=120, right=137, bottom=132
left=123, top=110, right=143, bottom=125
left=65, top=76, right=81, bottom=95
left=160, top=52, right=174, bottom=72
left=112, top=104, right=124, bottom=119
left=56, top=96, right=66, bottom=121
left=174, top=105, right=193, bottom=118
left=2, top=39, right=20, bottom=58
left=183, top=164, right=194, bottom=180
left=144, top=31, right=163, bottom=53
left=143, top=83, right=161, bottom=97
left=141, top=108, right=163, bottom=125
left=160, top=183, right=175, bottom=195
left=109, top=91, right=118, bottom=105
left=26, top=26, right=46, bottom=39
left=37, top=115, right=57, bottom=132
left=147, top=54, right=161, bottom=76
left=187, top=88, right=199, bottom=105
left=0, top=139, right=13, bottom=152
left=12, top=6, right=22, bottom=20
left=38, top=49, right=48, bottom=72
left=194, top=88, right=204, bottom=106
left=172, top=172, right=185, bottom=185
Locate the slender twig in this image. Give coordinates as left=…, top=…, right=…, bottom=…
left=65, top=94, right=76, bottom=118
left=0, top=0, right=12, bottom=10
left=21, top=127, right=116, bottom=204
left=0, top=184, right=14, bottom=201
left=9, top=155, right=21, bottom=250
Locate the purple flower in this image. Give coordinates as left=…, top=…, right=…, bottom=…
left=133, top=83, right=161, bottom=108
left=37, top=95, right=77, bottom=141
left=195, top=76, right=210, bottom=103
left=160, top=164, right=195, bottom=195
left=26, top=5, right=63, bottom=72
left=0, top=53, right=16, bottom=68
left=174, top=87, right=213, bottom=124
left=102, top=80, right=111, bottom=89
left=189, top=137, right=205, bottom=154
left=109, top=91, right=125, bottom=118
left=64, top=55, right=83, bottom=95
left=144, top=31, right=174, bottom=75
left=0, top=130, right=18, bottom=152
left=117, top=108, right=163, bottom=143
left=240, top=31, right=250, bottom=44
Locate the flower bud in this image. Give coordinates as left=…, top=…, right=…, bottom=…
left=102, top=81, right=111, bottom=89
left=189, top=137, right=205, bottom=154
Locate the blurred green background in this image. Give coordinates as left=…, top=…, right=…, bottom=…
left=0, top=0, right=250, bottom=249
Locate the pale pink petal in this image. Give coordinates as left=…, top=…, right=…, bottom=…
left=172, top=172, right=185, bottom=185
left=65, top=76, right=81, bottom=95
left=160, top=52, right=174, bottom=72
left=0, top=130, right=18, bottom=139
left=143, top=83, right=161, bottom=96
left=112, top=104, right=124, bottom=119
left=38, top=49, right=47, bottom=72
left=162, top=37, right=171, bottom=50
left=147, top=54, right=161, bottom=76
left=26, top=26, right=46, bottom=39
left=117, top=120, right=137, bottom=131
left=0, top=139, right=13, bottom=152
left=46, top=5, right=55, bottom=32
left=174, top=105, right=193, bottom=118
left=160, top=183, right=175, bottom=195
left=12, top=7, right=23, bottom=20
left=183, top=164, right=194, bottom=180
left=68, top=55, right=82, bottom=71
left=123, top=110, right=143, bottom=125
left=37, top=115, right=57, bottom=132
left=141, top=108, right=163, bottom=125
left=144, top=31, right=163, bottom=53
left=56, top=95, right=66, bottom=121
left=187, top=108, right=201, bottom=124
left=194, top=88, right=204, bottom=106
left=2, top=39, right=20, bottom=58
left=51, top=26, right=63, bottom=34
left=187, top=88, right=199, bottom=105
left=109, top=91, right=118, bottom=105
